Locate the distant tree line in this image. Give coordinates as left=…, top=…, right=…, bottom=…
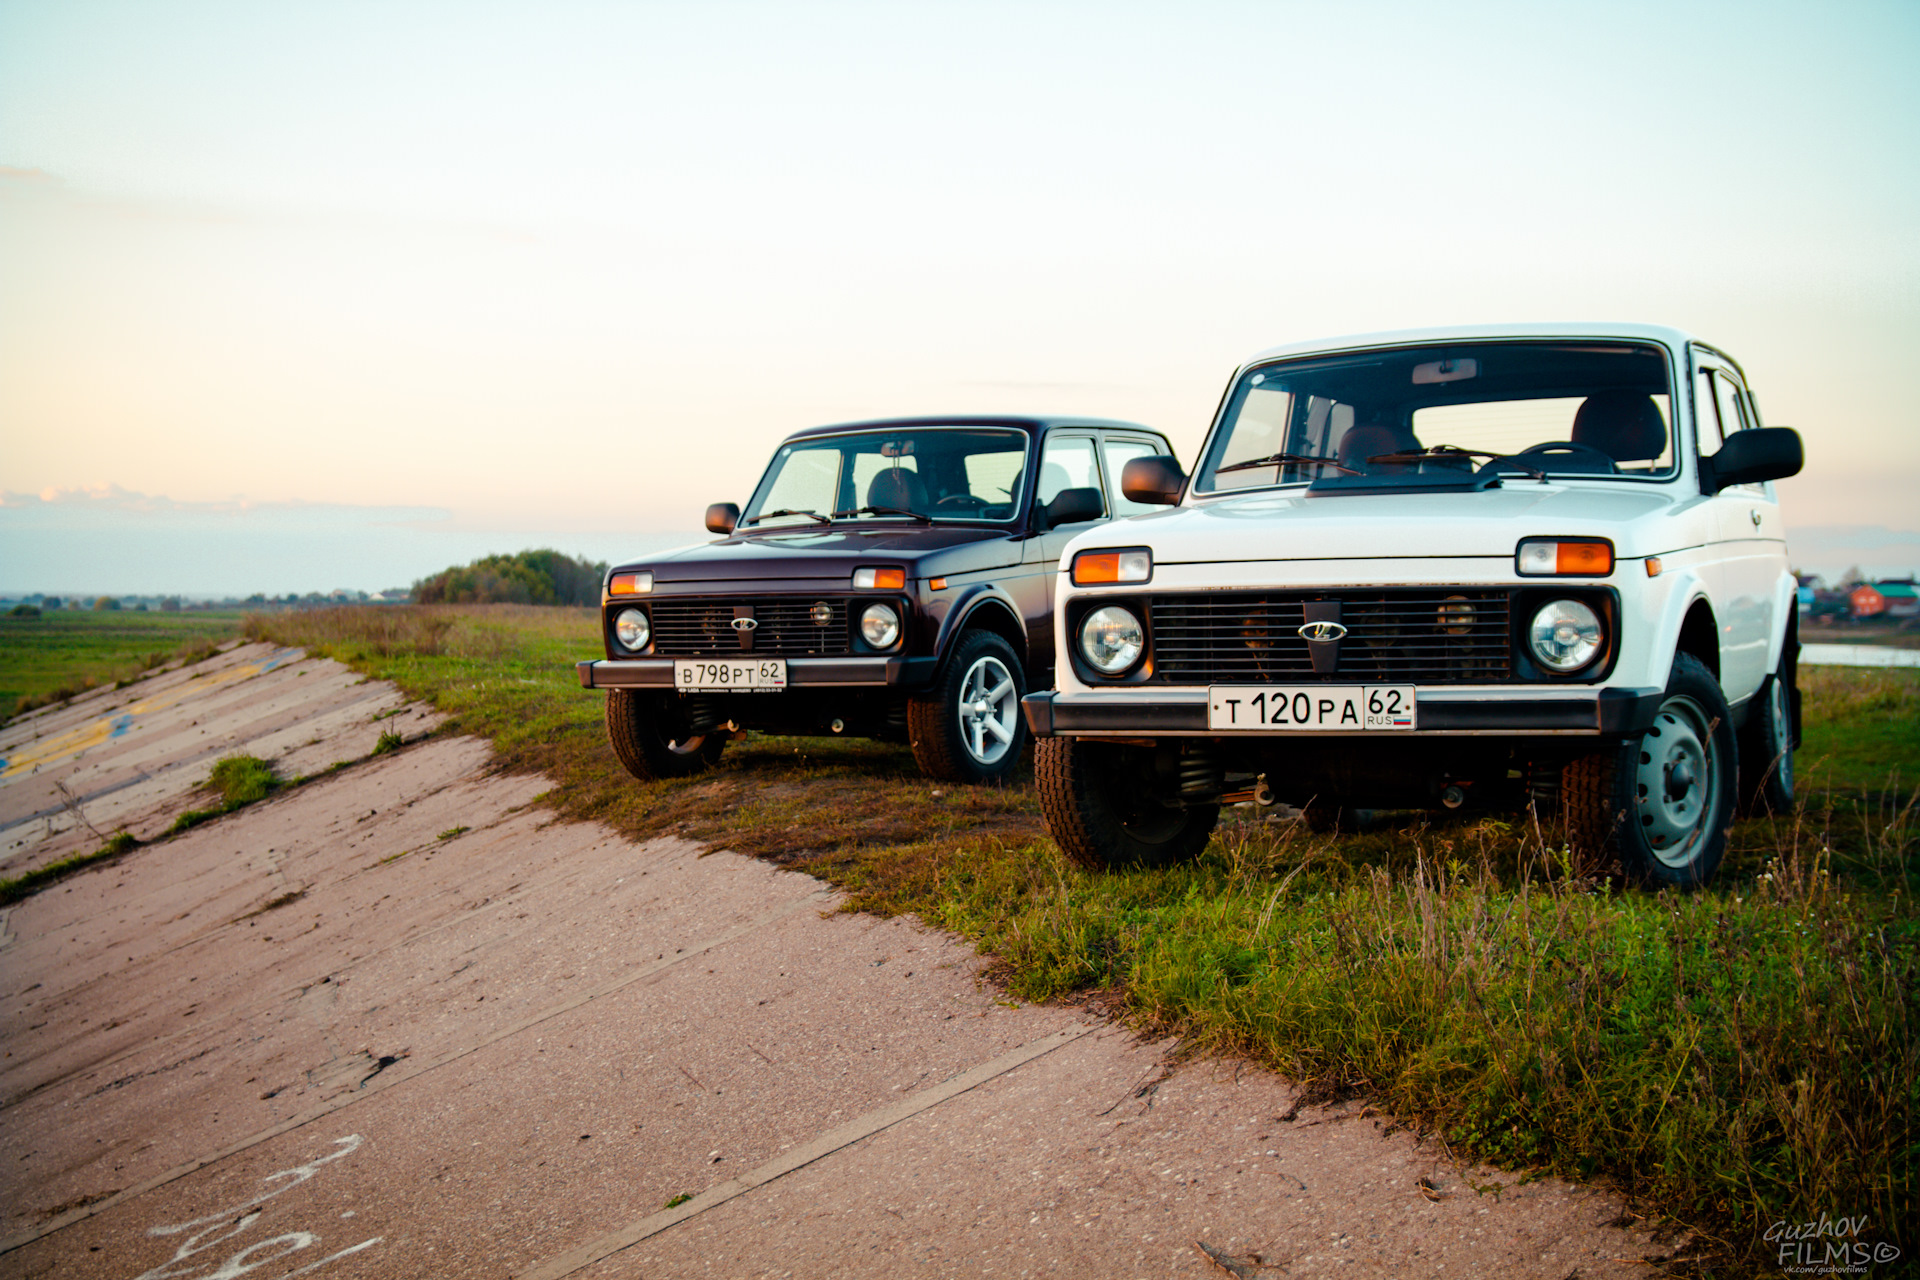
left=412, top=549, right=608, bottom=606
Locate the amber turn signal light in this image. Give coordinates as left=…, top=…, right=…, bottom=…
left=852, top=567, right=906, bottom=590
left=1516, top=539, right=1613, bottom=577
left=607, top=572, right=653, bottom=596
left=1072, top=549, right=1152, bottom=586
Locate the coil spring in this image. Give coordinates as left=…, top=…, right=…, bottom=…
left=1178, top=747, right=1222, bottom=801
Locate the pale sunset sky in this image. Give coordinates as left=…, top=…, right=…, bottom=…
left=1, top=0, right=1916, bottom=594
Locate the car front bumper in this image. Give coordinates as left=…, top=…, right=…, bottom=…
left=578, top=656, right=939, bottom=690
left=1021, top=686, right=1664, bottom=737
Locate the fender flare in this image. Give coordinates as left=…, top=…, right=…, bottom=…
left=1645, top=568, right=1719, bottom=684
left=1764, top=568, right=1800, bottom=674
left=931, top=585, right=1028, bottom=676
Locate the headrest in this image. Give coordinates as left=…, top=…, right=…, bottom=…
left=866, top=467, right=927, bottom=513
left=1572, top=391, right=1667, bottom=463
left=1336, top=425, right=1402, bottom=473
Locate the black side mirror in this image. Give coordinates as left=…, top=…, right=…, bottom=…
left=706, top=502, right=740, bottom=535
left=1120, top=455, right=1187, bottom=505
left=1704, top=427, right=1803, bottom=494
left=1038, top=486, right=1104, bottom=531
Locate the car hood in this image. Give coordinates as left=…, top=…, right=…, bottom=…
left=1115, top=484, right=1688, bottom=563
left=615, top=525, right=1018, bottom=585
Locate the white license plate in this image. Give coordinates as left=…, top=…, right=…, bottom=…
left=1207, top=685, right=1416, bottom=731
left=674, top=659, right=788, bottom=690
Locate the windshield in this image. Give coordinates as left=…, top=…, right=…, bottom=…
left=743, top=427, right=1030, bottom=528
left=1194, top=341, right=1676, bottom=495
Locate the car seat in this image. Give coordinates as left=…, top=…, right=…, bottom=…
left=867, top=467, right=929, bottom=513
left=1571, top=391, right=1667, bottom=464
left=1336, top=424, right=1404, bottom=474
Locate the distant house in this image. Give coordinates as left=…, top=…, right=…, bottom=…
left=1851, top=584, right=1886, bottom=617
left=1877, top=581, right=1919, bottom=619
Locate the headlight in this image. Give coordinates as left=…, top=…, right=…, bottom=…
left=1079, top=605, right=1144, bottom=675
left=1528, top=599, right=1602, bottom=672
left=614, top=607, right=650, bottom=651
left=860, top=602, right=901, bottom=648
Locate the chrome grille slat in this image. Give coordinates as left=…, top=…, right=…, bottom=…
left=648, top=597, right=854, bottom=657
left=1147, top=590, right=1513, bottom=684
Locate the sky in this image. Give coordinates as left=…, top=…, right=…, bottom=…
left=2, top=0, right=1917, bottom=595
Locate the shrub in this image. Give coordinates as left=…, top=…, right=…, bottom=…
left=412, top=549, right=607, bottom=607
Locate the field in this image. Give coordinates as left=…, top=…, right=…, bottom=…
left=0, top=610, right=245, bottom=717
left=22, top=603, right=1920, bottom=1271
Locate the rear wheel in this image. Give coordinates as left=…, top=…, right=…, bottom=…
left=908, top=631, right=1028, bottom=784
left=1563, top=652, right=1735, bottom=888
left=1036, top=738, right=1218, bottom=871
left=1737, top=653, right=1795, bottom=815
left=604, top=689, right=725, bottom=781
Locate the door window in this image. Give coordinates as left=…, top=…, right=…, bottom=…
left=1036, top=435, right=1104, bottom=513
left=1104, top=437, right=1170, bottom=516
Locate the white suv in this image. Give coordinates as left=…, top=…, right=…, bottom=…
left=1024, top=324, right=1803, bottom=887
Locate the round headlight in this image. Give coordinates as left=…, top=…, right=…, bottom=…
left=860, top=602, right=900, bottom=648
left=1079, top=605, right=1144, bottom=675
left=1528, top=599, right=1602, bottom=672
left=614, top=607, right=650, bottom=651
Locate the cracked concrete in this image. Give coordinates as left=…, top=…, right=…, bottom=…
left=0, top=648, right=1668, bottom=1278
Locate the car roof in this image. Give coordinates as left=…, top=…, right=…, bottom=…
left=778, top=415, right=1161, bottom=444
left=1237, top=322, right=1708, bottom=368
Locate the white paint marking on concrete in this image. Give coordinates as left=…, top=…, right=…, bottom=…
left=518, top=1024, right=1100, bottom=1280
left=1801, top=643, right=1920, bottom=668
left=0, top=889, right=833, bottom=1256
left=133, top=1135, right=379, bottom=1280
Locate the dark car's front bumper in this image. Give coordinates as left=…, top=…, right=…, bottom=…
left=578, top=656, right=939, bottom=690
left=1021, top=687, right=1664, bottom=737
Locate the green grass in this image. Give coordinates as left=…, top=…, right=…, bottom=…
left=0, top=832, right=140, bottom=906
left=191, top=607, right=1920, bottom=1267
left=0, top=610, right=243, bottom=717
left=168, top=755, right=283, bottom=834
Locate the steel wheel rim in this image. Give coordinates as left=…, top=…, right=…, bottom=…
left=958, top=655, right=1018, bottom=765
left=1635, top=693, right=1719, bottom=868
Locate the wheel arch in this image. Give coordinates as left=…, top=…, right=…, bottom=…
left=1676, top=596, right=1721, bottom=683
left=933, top=587, right=1028, bottom=676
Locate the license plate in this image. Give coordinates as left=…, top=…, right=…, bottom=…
left=1207, top=685, right=1416, bottom=731
left=674, top=659, right=788, bottom=690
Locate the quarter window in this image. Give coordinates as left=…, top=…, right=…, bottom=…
left=1036, top=436, right=1104, bottom=513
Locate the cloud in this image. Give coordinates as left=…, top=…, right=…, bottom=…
left=0, top=484, right=449, bottom=523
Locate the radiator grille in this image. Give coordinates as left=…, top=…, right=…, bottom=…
left=1146, top=590, right=1513, bottom=684
left=644, top=597, right=856, bottom=657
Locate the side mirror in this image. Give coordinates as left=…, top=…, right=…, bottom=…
left=1038, top=486, right=1104, bottom=531
left=1120, top=455, right=1187, bottom=505
left=1704, top=427, right=1803, bottom=494
left=706, top=502, right=740, bottom=535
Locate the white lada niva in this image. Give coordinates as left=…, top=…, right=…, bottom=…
left=1023, top=324, right=1804, bottom=887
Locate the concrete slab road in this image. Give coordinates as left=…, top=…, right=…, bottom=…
left=0, top=649, right=1667, bottom=1278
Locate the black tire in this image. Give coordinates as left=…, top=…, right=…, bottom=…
left=1737, top=652, right=1795, bottom=816
left=1035, top=737, right=1219, bottom=871
left=1563, top=652, right=1736, bottom=888
left=907, top=630, right=1028, bottom=784
left=604, top=688, right=725, bottom=781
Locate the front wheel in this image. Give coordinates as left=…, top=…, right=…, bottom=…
left=907, top=631, right=1028, bottom=784
left=604, top=689, right=725, bottom=781
left=1035, top=738, right=1219, bottom=871
left=1563, top=652, right=1736, bottom=888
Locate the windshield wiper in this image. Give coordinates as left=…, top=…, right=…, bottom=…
left=1364, top=445, right=1546, bottom=481
left=1215, top=451, right=1358, bottom=476
left=831, top=505, right=934, bottom=525
left=744, top=508, right=831, bottom=526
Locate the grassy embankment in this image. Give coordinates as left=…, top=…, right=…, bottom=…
left=0, top=610, right=244, bottom=718
left=95, top=606, right=1920, bottom=1267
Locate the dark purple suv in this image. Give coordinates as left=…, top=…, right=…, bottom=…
left=577, top=415, right=1178, bottom=784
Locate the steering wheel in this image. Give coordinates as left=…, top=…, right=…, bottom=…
left=935, top=493, right=988, bottom=510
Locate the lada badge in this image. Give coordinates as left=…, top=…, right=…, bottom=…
left=731, top=617, right=759, bottom=632
left=1297, top=621, right=1348, bottom=642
